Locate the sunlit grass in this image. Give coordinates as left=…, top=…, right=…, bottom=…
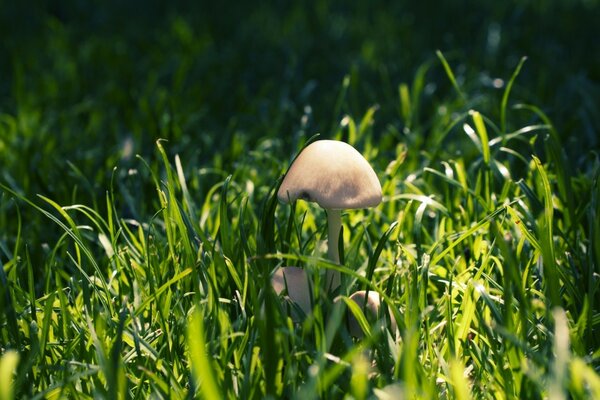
left=1, top=47, right=599, bottom=398
left=1, top=2, right=600, bottom=396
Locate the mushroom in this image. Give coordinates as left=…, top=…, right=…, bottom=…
left=271, top=266, right=312, bottom=321
left=346, top=290, right=397, bottom=338
left=277, top=140, right=382, bottom=291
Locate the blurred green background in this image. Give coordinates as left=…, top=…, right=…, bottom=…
left=1, top=0, right=599, bottom=241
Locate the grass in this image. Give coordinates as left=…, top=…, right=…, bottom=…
left=1, top=1, right=600, bottom=399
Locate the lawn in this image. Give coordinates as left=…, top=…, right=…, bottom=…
left=1, top=1, right=600, bottom=398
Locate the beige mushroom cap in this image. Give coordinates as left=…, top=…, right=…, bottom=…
left=271, top=266, right=312, bottom=319
left=278, top=140, right=382, bottom=209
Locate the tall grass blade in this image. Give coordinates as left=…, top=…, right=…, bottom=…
left=436, top=50, right=466, bottom=101
left=188, top=308, right=222, bottom=400
left=219, top=175, right=234, bottom=259
left=533, top=155, right=561, bottom=308
left=363, top=221, right=398, bottom=291
left=471, top=110, right=490, bottom=166
left=500, top=56, right=527, bottom=133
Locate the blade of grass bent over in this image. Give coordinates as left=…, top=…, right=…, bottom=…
left=436, top=50, right=466, bottom=101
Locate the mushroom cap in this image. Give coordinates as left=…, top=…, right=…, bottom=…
left=278, top=140, right=382, bottom=209
left=271, top=266, right=312, bottom=319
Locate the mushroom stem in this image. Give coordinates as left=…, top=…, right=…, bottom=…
left=326, top=208, right=342, bottom=291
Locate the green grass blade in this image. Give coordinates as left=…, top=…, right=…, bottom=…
left=188, top=308, right=223, bottom=400
left=363, top=221, right=398, bottom=291
left=341, top=296, right=372, bottom=337
left=455, top=284, right=476, bottom=353
left=471, top=110, right=490, bottom=165
left=358, top=105, right=378, bottom=142
left=0, top=350, right=19, bottom=400
left=500, top=56, right=527, bottom=133
left=449, top=357, right=472, bottom=400
left=436, top=50, right=465, bottom=101
left=506, top=205, right=541, bottom=251
left=219, top=175, right=234, bottom=259
left=399, top=83, right=411, bottom=125
left=514, top=103, right=575, bottom=226
left=331, top=75, right=351, bottom=134
left=570, top=358, right=600, bottom=398
left=533, top=155, right=561, bottom=307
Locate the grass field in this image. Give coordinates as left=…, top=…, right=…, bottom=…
left=1, top=1, right=600, bottom=398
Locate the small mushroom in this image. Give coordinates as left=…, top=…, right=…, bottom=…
left=278, top=140, right=382, bottom=291
left=271, top=266, right=312, bottom=320
left=346, top=290, right=397, bottom=338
